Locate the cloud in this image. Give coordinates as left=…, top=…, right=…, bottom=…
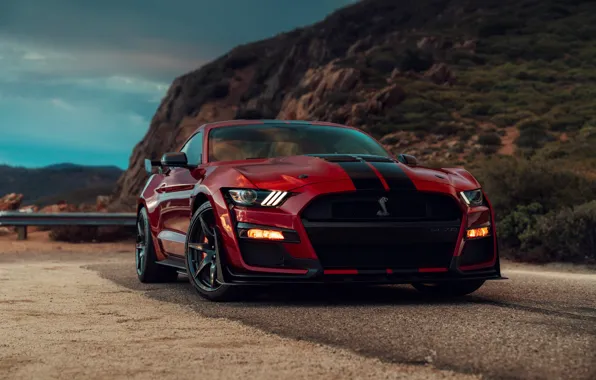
left=50, top=98, right=75, bottom=111
left=0, top=0, right=355, bottom=167
left=22, top=51, right=46, bottom=61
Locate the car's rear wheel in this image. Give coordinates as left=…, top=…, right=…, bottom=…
left=411, top=280, right=485, bottom=297
left=185, top=202, right=240, bottom=302
left=136, top=207, right=178, bottom=283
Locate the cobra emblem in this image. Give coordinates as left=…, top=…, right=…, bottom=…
left=377, top=196, right=390, bottom=216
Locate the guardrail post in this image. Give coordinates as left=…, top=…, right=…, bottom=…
left=17, top=226, right=28, bottom=240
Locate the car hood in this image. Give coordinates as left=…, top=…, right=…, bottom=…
left=230, top=155, right=480, bottom=192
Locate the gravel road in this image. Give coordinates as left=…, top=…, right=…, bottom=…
left=0, top=234, right=594, bottom=380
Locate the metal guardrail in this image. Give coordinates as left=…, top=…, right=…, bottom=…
left=0, top=211, right=137, bottom=240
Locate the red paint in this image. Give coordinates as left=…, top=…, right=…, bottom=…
left=137, top=120, right=498, bottom=277
left=459, top=190, right=498, bottom=271
left=324, top=269, right=358, bottom=275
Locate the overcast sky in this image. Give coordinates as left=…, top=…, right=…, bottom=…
left=0, top=0, right=354, bottom=168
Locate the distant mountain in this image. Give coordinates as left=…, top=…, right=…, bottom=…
left=0, top=164, right=123, bottom=206
left=43, top=163, right=122, bottom=171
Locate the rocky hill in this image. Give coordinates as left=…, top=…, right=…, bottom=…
left=113, top=0, right=596, bottom=208
left=0, top=164, right=122, bottom=206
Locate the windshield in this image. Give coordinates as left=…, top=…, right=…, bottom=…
left=207, top=124, right=390, bottom=162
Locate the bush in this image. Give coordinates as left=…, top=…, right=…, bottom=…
left=475, top=157, right=596, bottom=218
left=477, top=133, right=502, bottom=146
left=515, top=117, right=552, bottom=149
left=491, top=112, right=535, bottom=128
left=367, top=51, right=398, bottom=73
left=498, top=202, right=544, bottom=248
left=519, top=201, right=596, bottom=264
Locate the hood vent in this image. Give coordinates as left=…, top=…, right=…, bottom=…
left=306, top=154, right=360, bottom=162
left=307, top=154, right=395, bottom=163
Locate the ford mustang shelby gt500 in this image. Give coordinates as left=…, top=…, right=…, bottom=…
left=136, top=120, right=504, bottom=301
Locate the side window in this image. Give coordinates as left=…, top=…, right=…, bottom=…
left=180, top=133, right=203, bottom=165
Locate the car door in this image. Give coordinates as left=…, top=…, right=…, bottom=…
left=157, top=132, right=205, bottom=257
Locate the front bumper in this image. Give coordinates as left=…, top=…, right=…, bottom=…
left=212, top=188, right=503, bottom=285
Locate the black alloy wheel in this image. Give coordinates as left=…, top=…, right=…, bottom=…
left=185, top=202, right=240, bottom=301
left=136, top=207, right=178, bottom=283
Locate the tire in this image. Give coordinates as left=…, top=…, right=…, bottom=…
left=136, top=207, right=179, bottom=283
left=411, top=280, right=485, bottom=297
left=185, top=201, right=241, bottom=302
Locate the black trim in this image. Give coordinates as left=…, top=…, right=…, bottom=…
left=307, top=154, right=385, bottom=190
left=222, top=266, right=505, bottom=285
left=367, top=161, right=416, bottom=190
left=156, top=257, right=186, bottom=270
left=336, top=161, right=386, bottom=190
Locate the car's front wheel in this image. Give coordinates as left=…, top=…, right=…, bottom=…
left=185, top=201, right=241, bottom=302
left=411, top=280, right=485, bottom=297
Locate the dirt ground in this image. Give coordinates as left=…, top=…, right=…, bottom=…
left=0, top=231, right=475, bottom=380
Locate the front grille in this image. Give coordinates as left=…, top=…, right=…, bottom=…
left=302, top=191, right=461, bottom=222
left=302, top=191, right=462, bottom=270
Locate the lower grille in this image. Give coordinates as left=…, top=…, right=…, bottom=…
left=459, top=237, right=494, bottom=267
left=303, top=220, right=460, bottom=270
left=239, top=241, right=286, bottom=267
left=312, top=242, right=456, bottom=270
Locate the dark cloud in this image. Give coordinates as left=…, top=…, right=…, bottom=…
left=1, top=0, right=353, bottom=73
left=0, top=0, right=354, bottom=167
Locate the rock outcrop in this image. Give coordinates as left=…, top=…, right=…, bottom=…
left=111, top=0, right=595, bottom=207
left=0, top=193, right=24, bottom=211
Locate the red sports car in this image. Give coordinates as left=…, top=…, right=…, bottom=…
left=136, top=120, right=504, bottom=301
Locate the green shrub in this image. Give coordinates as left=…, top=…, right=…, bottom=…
left=477, top=133, right=502, bottom=146
left=498, top=202, right=544, bottom=248
left=396, top=98, right=445, bottom=114
left=367, top=51, right=398, bottom=73
left=462, top=103, right=501, bottom=117
left=549, top=114, right=587, bottom=131
left=515, top=118, right=552, bottom=149
left=519, top=201, right=596, bottom=264
left=475, top=157, right=596, bottom=219
left=491, top=112, right=535, bottom=128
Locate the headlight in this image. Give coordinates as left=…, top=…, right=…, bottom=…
left=227, top=189, right=289, bottom=207
left=460, top=189, right=483, bottom=207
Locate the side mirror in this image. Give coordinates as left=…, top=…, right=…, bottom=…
left=161, top=152, right=188, bottom=168
left=397, top=154, right=418, bottom=167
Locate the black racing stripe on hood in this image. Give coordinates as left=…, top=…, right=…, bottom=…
left=368, top=161, right=416, bottom=190
left=335, top=161, right=385, bottom=190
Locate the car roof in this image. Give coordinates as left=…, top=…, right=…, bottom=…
left=195, top=119, right=351, bottom=134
